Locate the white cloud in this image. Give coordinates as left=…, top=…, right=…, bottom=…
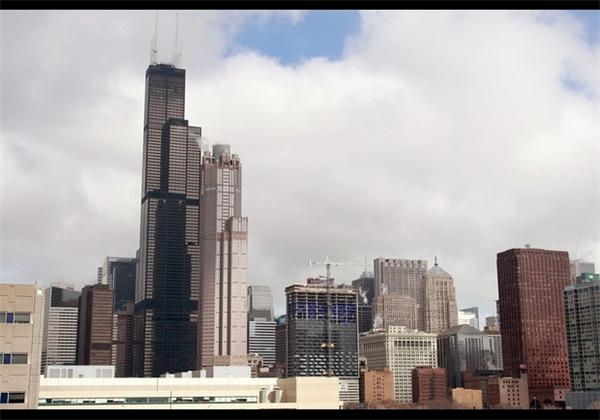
left=1, top=11, right=598, bottom=319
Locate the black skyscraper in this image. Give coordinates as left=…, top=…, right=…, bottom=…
left=134, top=63, right=202, bottom=377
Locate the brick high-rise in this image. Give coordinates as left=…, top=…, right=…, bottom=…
left=76, top=284, right=113, bottom=365
left=496, top=247, right=571, bottom=404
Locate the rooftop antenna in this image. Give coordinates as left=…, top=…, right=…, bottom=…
left=150, top=11, right=159, bottom=64
left=434, top=256, right=438, bottom=266
left=364, top=253, right=367, bottom=273
left=173, top=12, right=182, bottom=67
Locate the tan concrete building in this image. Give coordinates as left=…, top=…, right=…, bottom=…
left=38, top=375, right=340, bottom=409
left=421, top=259, right=458, bottom=334
left=372, top=293, right=418, bottom=330
left=487, top=374, right=529, bottom=409
left=451, top=387, right=483, bottom=409
left=0, top=284, right=44, bottom=408
left=359, top=369, right=393, bottom=404
left=359, top=326, right=438, bottom=403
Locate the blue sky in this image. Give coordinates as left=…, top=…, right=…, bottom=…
left=233, top=10, right=598, bottom=65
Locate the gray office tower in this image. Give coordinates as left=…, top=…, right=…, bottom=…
left=285, top=280, right=359, bottom=403
left=374, top=258, right=427, bottom=330
left=564, top=272, right=600, bottom=392
left=98, top=257, right=136, bottom=311
left=134, top=63, right=201, bottom=377
left=248, top=286, right=276, bottom=367
left=41, top=283, right=81, bottom=374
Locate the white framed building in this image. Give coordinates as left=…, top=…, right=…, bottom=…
left=359, top=326, right=438, bottom=403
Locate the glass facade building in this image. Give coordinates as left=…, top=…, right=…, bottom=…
left=98, top=257, right=136, bottom=312
left=134, top=64, right=200, bottom=377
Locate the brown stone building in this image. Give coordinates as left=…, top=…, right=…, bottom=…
left=412, top=366, right=448, bottom=405
left=487, top=373, right=529, bottom=409
left=496, top=247, right=571, bottom=404
left=421, top=259, right=458, bottom=334
left=76, top=284, right=113, bottom=365
left=112, top=303, right=134, bottom=377
left=359, top=369, right=394, bottom=405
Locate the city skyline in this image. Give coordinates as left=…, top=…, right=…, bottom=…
left=1, top=11, right=599, bottom=320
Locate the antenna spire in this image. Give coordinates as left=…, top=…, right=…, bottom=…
left=434, top=256, right=438, bottom=267
left=150, top=11, right=159, bottom=64
left=173, top=12, right=182, bottom=67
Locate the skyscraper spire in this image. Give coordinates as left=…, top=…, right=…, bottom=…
left=434, top=256, right=438, bottom=266
left=150, top=11, right=159, bottom=64
left=173, top=12, right=182, bottom=67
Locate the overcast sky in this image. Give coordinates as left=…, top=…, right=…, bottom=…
left=1, top=11, right=599, bottom=319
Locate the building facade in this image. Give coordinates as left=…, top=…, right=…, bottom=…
left=352, top=271, right=375, bottom=306
left=248, top=320, right=276, bottom=368
left=564, top=272, right=600, bottom=392
left=275, top=315, right=287, bottom=377
left=437, top=324, right=503, bottom=388
left=0, top=284, right=44, bottom=409
left=359, top=369, right=393, bottom=405
left=373, top=258, right=427, bottom=330
left=41, top=283, right=80, bottom=373
left=285, top=282, right=359, bottom=402
left=496, top=247, right=571, bottom=404
left=112, top=303, right=135, bottom=377
left=76, top=284, right=114, bottom=366
left=421, top=261, right=458, bottom=333
left=198, top=143, right=248, bottom=368
left=134, top=63, right=201, bottom=377
left=248, top=286, right=274, bottom=322
left=412, top=366, right=448, bottom=405
left=98, top=257, right=136, bottom=312
left=359, top=326, right=438, bottom=403
left=371, top=294, right=418, bottom=330
left=459, top=307, right=479, bottom=330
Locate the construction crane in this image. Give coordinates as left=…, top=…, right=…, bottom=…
left=308, top=255, right=363, bottom=377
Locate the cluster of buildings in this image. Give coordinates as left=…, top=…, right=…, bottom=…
left=1, top=59, right=599, bottom=411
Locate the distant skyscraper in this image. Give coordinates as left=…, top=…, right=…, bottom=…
left=570, top=260, right=595, bottom=282
left=374, top=258, right=427, bottom=329
left=421, top=259, right=458, bottom=333
left=372, top=294, right=418, bottom=330
left=112, top=303, right=135, bottom=378
left=437, top=324, right=503, bottom=388
left=360, top=326, right=438, bottom=403
left=98, top=257, right=136, bottom=312
left=198, top=144, right=248, bottom=368
left=134, top=63, right=200, bottom=377
left=41, top=283, right=80, bottom=373
left=497, top=247, right=571, bottom=404
left=76, top=284, right=113, bottom=366
left=275, top=315, right=288, bottom=377
left=248, top=286, right=274, bottom=321
left=564, top=272, right=600, bottom=392
left=459, top=307, right=479, bottom=330
left=353, top=272, right=374, bottom=334
left=285, top=281, right=359, bottom=403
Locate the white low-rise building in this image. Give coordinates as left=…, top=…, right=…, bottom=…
left=38, top=375, right=341, bottom=409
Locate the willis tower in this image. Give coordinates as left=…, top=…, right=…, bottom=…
left=134, top=61, right=201, bottom=377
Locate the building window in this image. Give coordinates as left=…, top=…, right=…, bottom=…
left=0, top=312, right=5, bottom=323
left=3, top=354, right=11, bottom=364
left=9, top=393, right=25, bottom=404
left=6, top=313, right=14, bottom=323
left=14, top=313, right=30, bottom=324
left=11, top=354, right=28, bottom=364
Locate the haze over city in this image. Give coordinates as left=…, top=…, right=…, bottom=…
left=1, top=10, right=599, bottom=319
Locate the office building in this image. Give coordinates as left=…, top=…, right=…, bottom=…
left=437, top=324, right=503, bottom=388
left=98, top=257, right=136, bottom=312
left=451, top=387, right=483, bottom=409
left=112, top=303, right=135, bottom=377
left=372, top=293, right=418, bottom=330
left=571, top=260, right=595, bottom=282
left=275, top=315, right=287, bottom=377
left=198, top=143, right=248, bottom=368
left=285, top=281, right=359, bottom=402
left=133, top=62, right=201, bottom=377
left=76, top=284, right=113, bottom=366
left=485, top=315, right=498, bottom=329
left=38, top=375, right=341, bottom=409
left=0, top=284, right=44, bottom=409
left=357, top=304, right=373, bottom=334
left=421, top=259, right=458, bottom=333
left=564, top=272, right=600, bottom=392
left=373, top=258, right=427, bottom=329
left=496, top=247, right=571, bottom=404
left=359, top=369, right=393, bottom=405
left=248, top=320, right=276, bottom=368
left=412, top=366, right=448, bottom=405
left=359, top=326, right=437, bottom=403
left=248, top=286, right=274, bottom=322
left=487, top=374, right=529, bottom=409
left=459, top=307, right=479, bottom=330
left=352, top=271, right=375, bottom=305
left=41, top=283, right=80, bottom=373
